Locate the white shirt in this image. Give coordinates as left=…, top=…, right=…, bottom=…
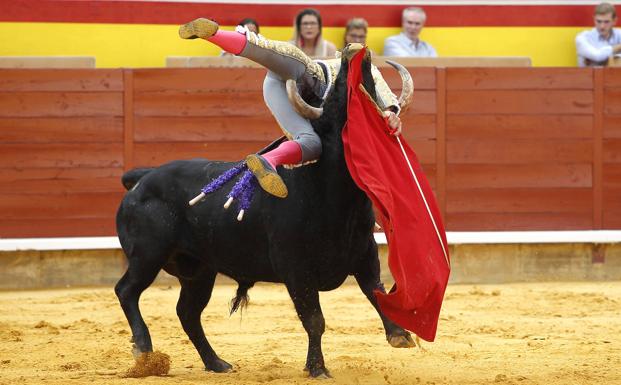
left=383, top=33, right=437, bottom=57
left=575, top=28, right=621, bottom=66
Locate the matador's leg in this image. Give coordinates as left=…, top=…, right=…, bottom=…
left=179, top=18, right=325, bottom=198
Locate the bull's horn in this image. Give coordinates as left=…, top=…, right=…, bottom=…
left=286, top=79, right=323, bottom=119
left=385, top=60, right=414, bottom=115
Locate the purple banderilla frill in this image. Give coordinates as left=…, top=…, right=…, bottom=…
left=188, top=162, right=258, bottom=221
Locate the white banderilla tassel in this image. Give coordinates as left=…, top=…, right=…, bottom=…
left=237, top=209, right=245, bottom=221
left=189, top=192, right=206, bottom=206
left=223, top=197, right=234, bottom=209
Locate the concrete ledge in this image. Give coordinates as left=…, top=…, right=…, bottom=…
left=1, top=232, right=620, bottom=289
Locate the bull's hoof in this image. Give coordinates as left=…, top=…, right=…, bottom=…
left=131, top=343, right=143, bottom=359
left=388, top=332, right=416, bottom=348
left=307, top=366, right=331, bottom=379
left=205, top=358, right=233, bottom=373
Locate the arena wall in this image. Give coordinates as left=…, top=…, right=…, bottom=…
left=1, top=66, right=620, bottom=238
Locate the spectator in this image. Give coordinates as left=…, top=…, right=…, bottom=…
left=222, top=18, right=260, bottom=56
left=344, top=18, right=368, bottom=46
left=383, top=7, right=436, bottom=57
left=238, top=18, right=259, bottom=34
left=576, top=2, right=621, bottom=66
left=290, top=8, right=336, bottom=58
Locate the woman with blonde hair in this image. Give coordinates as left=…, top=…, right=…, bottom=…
left=290, top=8, right=336, bottom=58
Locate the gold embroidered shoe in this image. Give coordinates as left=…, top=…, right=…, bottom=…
left=179, top=18, right=219, bottom=39
left=245, top=154, right=288, bottom=198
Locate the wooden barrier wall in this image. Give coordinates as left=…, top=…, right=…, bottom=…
left=0, top=67, right=619, bottom=238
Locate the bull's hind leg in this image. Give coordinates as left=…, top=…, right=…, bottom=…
left=353, top=239, right=415, bottom=348
left=115, top=201, right=176, bottom=357
left=285, top=284, right=330, bottom=378
left=177, top=271, right=232, bottom=373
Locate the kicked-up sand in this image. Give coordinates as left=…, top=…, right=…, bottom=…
left=0, top=281, right=619, bottom=385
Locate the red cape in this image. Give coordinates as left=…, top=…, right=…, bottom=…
left=342, top=49, right=451, bottom=342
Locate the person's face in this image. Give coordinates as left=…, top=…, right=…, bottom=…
left=244, top=23, right=258, bottom=33
left=594, top=12, right=617, bottom=38
left=402, top=11, right=425, bottom=40
left=300, top=14, right=320, bottom=40
left=345, top=27, right=367, bottom=44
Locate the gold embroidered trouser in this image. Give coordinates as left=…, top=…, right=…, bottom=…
left=240, top=33, right=326, bottom=162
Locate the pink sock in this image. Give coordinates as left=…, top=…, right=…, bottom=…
left=207, top=30, right=247, bottom=55
left=263, top=141, right=303, bottom=168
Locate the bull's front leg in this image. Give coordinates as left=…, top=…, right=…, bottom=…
left=285, top=285, right=330, bottom=378
left=353, top=239, right=415, bottom=348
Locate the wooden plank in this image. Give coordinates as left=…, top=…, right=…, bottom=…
left=603, top=115, right=621, bottom=138
left=447, top=68, right=593, bottom=90
left=402, top=139, right=435, bottom=164
left=133, top=68, right=267, bottom=92
left=0, top=143, right=123, bottom=168
left=123, top=70, right=134, bottom=172
left=447, top=188, right=592, bottom=213
left=133, top=141, right=271, bottom=166
left=377, top=66, right=436, bottom=90
left=134, top=91, right=271, bottom=117
left=603, top=188, right=621, bottom=213
left=447, top=139, right=592, bottom=164
left=603, top=211, right=621, bottom=229
left=436, top=68, right=447, bottom=220
left=419, top=164, right=437, bottom=189
left=447, top=114, right=592, bottom=139
left=603, top=187, right=621, bottom=228
left=0, top=69, right=123, bottom=91
left=133, top=115, right=435, bottom=143
left=604, top=68, right=621, bottom=88
left=603, top=139, right=621, bottom=163
left=0, top=217, right=116, bottom=238
left=593, top=68, right=603, bottom=229
left=0, top=117, right=123, bottom=143
left=0, top=168, right=124, bottom=193
left=410, top=90, right=436, bottom=114
left=604, top=88, right=621, bottom=114
left=0, top=92, right=123, bottom=117
left=447, top=90, right=593, bottom=115
left=603, top=164, right=621, bottom=188
left=401, top=114, right=436, bottom=140
left=134, top=116, right=282, bottom=142
left=0, top=192, right=124, bottom=219
left=134, top=140, right=436, bottom=167
left=446, top=212, right=593, bottom=231
left=447, top=164, right=593, bottom=188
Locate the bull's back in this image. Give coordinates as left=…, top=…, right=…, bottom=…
left=117, top=159, right=279, bottom=282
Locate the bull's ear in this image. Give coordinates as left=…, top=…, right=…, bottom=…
left=385, top=60, right=414, bottom=114
left=286, top=79, right=323, bottom=119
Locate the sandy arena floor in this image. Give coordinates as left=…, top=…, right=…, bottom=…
left=0, top=281, right=620, bottom=385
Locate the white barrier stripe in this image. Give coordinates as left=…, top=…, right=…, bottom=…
left=396, top=136, right=450, bottom=268
left=2, top=231, right=621, bottom=251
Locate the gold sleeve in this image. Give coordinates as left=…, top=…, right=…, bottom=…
left=371, top=64, right=400, bottom=115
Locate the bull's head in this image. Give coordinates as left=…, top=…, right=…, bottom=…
left=285, top=44, right=414, bottom=121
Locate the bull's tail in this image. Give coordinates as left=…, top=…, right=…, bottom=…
left=229, top=281, right=253, bottom=316
left=121, top=168, right=154, bottom=191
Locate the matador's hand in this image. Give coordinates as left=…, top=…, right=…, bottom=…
left=384, top=110, right=402, bottom=136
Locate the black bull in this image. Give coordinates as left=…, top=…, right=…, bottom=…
left=115, top=51, right=414, bottom=378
